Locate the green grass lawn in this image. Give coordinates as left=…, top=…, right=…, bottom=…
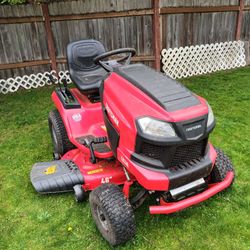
left=0, top=67, right=250, bottom=250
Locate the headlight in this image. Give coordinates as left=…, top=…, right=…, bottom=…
left=207, top=103, right=215, bottom=127
left=137, top=117, right=176, bottom=138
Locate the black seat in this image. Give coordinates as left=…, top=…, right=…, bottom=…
left=67, top=40, right=107, bottom=95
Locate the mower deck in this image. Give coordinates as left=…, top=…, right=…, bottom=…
left=30, top=160, right=84, bottom=194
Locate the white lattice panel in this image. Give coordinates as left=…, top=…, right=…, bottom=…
left=161, top=41, right=246, bottom=79
left=0, top=70, right=71, bottom=94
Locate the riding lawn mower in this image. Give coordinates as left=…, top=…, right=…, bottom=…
left=30, top=39, right=235, bottom=246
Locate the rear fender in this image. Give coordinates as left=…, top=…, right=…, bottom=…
left=51, top=89, right=107, bottom=151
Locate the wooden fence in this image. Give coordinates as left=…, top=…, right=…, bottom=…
left=0, top=0, right=250, bottom=79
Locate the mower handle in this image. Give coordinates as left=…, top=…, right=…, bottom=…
left=93, top=48, right=136, bottom=72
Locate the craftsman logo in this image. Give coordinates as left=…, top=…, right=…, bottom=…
left=105, top=103, right=119, bottom=127
left=72, top=113, right=82, bottom=122
left=186, top=124, right=202, bottom=132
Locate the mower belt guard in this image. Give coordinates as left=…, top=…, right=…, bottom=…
left=30, top=160, right=84, bottom=194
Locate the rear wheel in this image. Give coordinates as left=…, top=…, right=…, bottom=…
left=210, top=148, right=235, bottom=184
left=48, top=109, right=75, bottom=157
left=89, top=184, right=136, bottom=246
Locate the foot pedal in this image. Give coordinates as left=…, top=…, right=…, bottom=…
left=30, top=160, right=84, bottom=194
left=76, top=135, right=111, bottom=153
left=76, top=135, right=110, bottom=163
left=92, top=137, right=107, bottom=144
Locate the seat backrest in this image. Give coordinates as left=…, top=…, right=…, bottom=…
left=67, top=39, right=106, bottom=94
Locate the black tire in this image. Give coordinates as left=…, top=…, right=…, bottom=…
left=210, top=148, right=235, bottom=184
left=48, top=109, right=75, bottom=156
left=89, top=184, right=136, bottom=246
left=73, top=185, right=87, bottom=202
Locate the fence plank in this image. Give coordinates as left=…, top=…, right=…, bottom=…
left=161, top=11, right=238, bottom=49
left=51, top=16, right=153, bottom=60
left=0, top=4, right=42, bottom=18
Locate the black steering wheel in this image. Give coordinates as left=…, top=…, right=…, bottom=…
left=93, top=48, right=136, bottom=72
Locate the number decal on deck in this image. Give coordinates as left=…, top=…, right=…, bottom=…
left=101, top=177, right=112, bottom=184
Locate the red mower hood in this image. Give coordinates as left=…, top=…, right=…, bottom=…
left=101, top=64, right=212, bottom=155
left=104, top=64, right=209, bottom=125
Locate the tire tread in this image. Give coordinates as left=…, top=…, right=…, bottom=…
left=48, top=109, right=75, bottom=155
left=211, top=147, right=235, bottom=183
left=89, top=184, right=136, bottom=246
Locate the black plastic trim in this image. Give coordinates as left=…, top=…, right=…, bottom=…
left=55, top=88, right=81, bottom=109
left=132, top=149, right=213, bottom=189
left=99, top=74, right=120, bottom=156
left=135, top=114, right=215, bottom=146
left=114, top=64, right=200, bottom=112
left=167, top=152, right=212, bottom=189
left=132, top=114, right=215, bottom=172
left=102, top=108, right=120, bottom=157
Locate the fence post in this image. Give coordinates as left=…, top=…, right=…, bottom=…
left=152, top=0, right=161, bottom=71
left=42, top=4, right=57, bottom=72
left=235, top=0, right=244, bottom=40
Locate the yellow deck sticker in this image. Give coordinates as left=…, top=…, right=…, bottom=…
left=44, top=165, right=57, bottom=175
left=87, top=168, right=103, bottom=175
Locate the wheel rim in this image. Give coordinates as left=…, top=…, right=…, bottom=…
left=96, top=205, right=109, bottom=231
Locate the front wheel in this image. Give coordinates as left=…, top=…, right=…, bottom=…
left=89, top=184, right=136, bottom=246
left=210, top=148, right=235, bottom=185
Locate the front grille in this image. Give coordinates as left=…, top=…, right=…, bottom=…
left=170, top=140, right=207, bottom=166
left=140, top=143, right=165, bottom=160
left=139, top=138, right=207, bottom=168
left=168, top=158, right=202, bottom=172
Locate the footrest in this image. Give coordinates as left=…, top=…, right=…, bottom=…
left=76, top=135, right=111, bottom=153
left=30, top=160, right=84, bottom=194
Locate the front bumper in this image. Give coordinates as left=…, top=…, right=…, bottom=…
left=149, top=171, right=234, bottom=214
